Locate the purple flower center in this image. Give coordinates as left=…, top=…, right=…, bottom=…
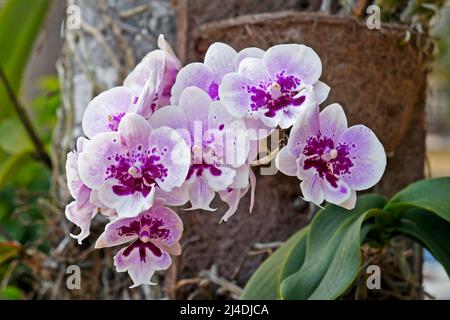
left=187, top=162, right=222, bottom=179
left=208, top=82, right=219, bottom=100
left=118, top=215, right=171, bottom=262
left=244, top=71, right=306, bottom=118
left=302, top=134, right=354, bottom=188
left=107, top=112, right=126, bottom=131
left=106, top=147, right=168, bottom=197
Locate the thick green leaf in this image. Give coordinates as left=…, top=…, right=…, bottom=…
left=396, top=208, right=450, bottom=277
left=241, top=227, right=308, bottom=300
left=280, top=194, right=387, bottom=300
left=0, top=0, right=51, bottom=117
left=385, top=177, right=450, bottom=222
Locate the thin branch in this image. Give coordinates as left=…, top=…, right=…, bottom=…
left=0, top=64, right=52, bottom=168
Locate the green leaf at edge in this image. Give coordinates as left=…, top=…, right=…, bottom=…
left=385, top=177, right=450, bottom=223
left=280, top=194, right=387, bottom=300
left=395, top=207, right=450, bottom=277
left=0, top=0, right=52, bottom=118
left=240, top=227, right=309, bottom=300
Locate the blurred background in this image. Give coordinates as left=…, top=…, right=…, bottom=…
left=0, top=0, right=449, bottom=299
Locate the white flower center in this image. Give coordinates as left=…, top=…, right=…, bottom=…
left=323, top=148, right=338, bottom=162
left=128, top=166, right=141, bottom=178
left=269, top=82, right=282, bottom=99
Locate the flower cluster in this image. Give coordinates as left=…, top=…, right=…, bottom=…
left=65, top=35, right=386, bottom=287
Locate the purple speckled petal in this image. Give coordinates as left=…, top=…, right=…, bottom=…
left=234, top=47, right=265, bottom=70
left=323, top=178, right=352, bottom=206
left=185, top=178, right=216, bottom=211
left=118, top=113, right=152, bottom=151
left=97, top=205, right=183, bottom=249
left=340, top=125, right=386, bottom=190
left=219, top=72, right=256, bottom=118
left=263, top=44, right=322, bottom=86
left=237, top=58, right=271, bottom=86
left=208, top=101, right=249, bottom=167
left=148, top=126, right=190, bottom=191
left=114, top=244, right=171, bottom=288
left=300, top=174, right=325, bottom=206
left=204, top=165, right=236, bottom=192
left=98, top=180, right=155, bottom=218
left=82, top=86, right=135, bottom=138
left=260, top=109, right=282, bottom=128
left=204, top=42, right=237, bottom=80
left=296, top=154, right=316, bottom=181
left=278, top=105, right=303, bottom=129
left=275, top=147, right=298, bottom=177
left=170, top=63, right=218, bottom=104
left=319, top=103, right=348, bottom=143
left=287, top=105, right=320, bottom=157
left=78, top=132, right=124, bottom=189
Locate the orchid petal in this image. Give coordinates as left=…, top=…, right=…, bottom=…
left=263, top=44, right=322, bottom=86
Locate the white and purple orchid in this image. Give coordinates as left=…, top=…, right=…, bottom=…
left=219, top=44, right=330, bottom=132
left=78, top=113, right=190, bottom=218
left=171, top=42, right=265, bottom=104
left=65, top=137, right=115, bottom=244
left=124, top=35, right=181, bottom=117
left=82, top=35, right=181, bottom=139
left=149, top=86, right=251, bottom=218
left=276, top=103, right=386, bottom=209
left=65, top=38, right=388, bottom=288
left=96, top=205, right=183, bottom=287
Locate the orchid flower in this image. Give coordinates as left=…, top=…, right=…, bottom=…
left=219, top=44, right=330, bottom=132
left=276, top=103, right=386, bottom=209
left=78, top=113, right=190, bottom=218
left=149, top=86, right=250, bottom=217
left=170, top=42, right=265, bottom=104
left=124, top=35, right=181, bottom=117
left=96, top=205, right=183, bottom=287
left=65, top=137, right=115, bottom=244
left=82, top=35, right=181, bottom=139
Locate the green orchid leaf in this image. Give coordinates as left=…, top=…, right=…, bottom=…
left=241, top=227, right=309, bottom=300
left=0, top=0, right=51, bottom=118
left=396, top=207, right=450, bottom=277
left=280, top=194, right=387, bottom=300
left=385, top=177, right=450, bottom=222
